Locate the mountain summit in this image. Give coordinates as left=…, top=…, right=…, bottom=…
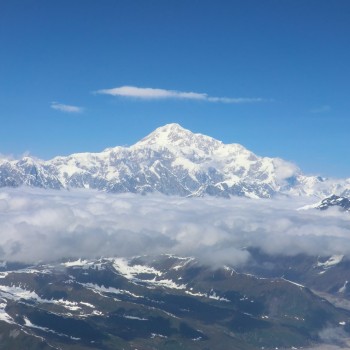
left=0, top=123, right=349, bottom=198
left=136, top=123, right=223, bottom=152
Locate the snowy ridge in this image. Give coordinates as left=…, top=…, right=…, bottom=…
left=1, top=123, right=349, bottom=198
left=299, top=194, right=350, bottom=212
left=316, top=194, right=350, bottom=212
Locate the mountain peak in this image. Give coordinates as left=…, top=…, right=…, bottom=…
left=135, top=123, right=222, bottom=152
left=137, top=123, right=193, bottom=144
left=1, top=123, right=349, bottom=199
left=157, top=122, right=186, bottom=132
left=317, top=195, right=350, bottom=212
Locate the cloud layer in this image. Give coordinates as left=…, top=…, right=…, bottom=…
left=95, top=86, right=266, bottom=104
left=1, top=188, right=350, bottom=264
left=50, top=102, right=83, bottom=113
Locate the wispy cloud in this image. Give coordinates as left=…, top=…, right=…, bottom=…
left=311, top=105, right=331, bottom=114
left=0, top=153, right=14, bottom=161
left=50, top=102, right=83, bottom=113
left=95, top=86, right=267, bottom=104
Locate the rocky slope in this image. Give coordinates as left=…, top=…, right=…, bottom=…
left=0, top=255, right=349, bottom=349
left=316, top=194, right=350, bottom=212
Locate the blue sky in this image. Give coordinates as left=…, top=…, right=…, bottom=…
left=0, top=0, right=349, bottom=177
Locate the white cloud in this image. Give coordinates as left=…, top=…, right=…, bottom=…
left=1, top=189, right=350, bottom=265
left=272, top=158, right=300, bottom=182
left=95, top=86, right=266, bottom=104
left=50, top=102, right=83, bottom=113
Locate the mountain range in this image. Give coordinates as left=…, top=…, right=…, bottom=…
left=1, top=123, right=350, bottom=198
left=2, top=124, right=350, bottom=349
left=1, top=254, right=350, bottom=350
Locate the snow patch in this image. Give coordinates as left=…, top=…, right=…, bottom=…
left=112, top=258, right=163, bottom=279
left=317, top=255, right=344, bottom=269
left=123, top=315, right=148, bottom=321
left=0, top=299, right=15, bottom=324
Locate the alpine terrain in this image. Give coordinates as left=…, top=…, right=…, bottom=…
left=315, top=195, right=350, bottom=212
left=1, top=123, right=349, bottom=198
left=1, top=124, right=350, bottom=349
left=1, top=255, right=350, bottom=350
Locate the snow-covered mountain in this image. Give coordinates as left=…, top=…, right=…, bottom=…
left=316, top=194, right=350, bottom=212
left=1, top=123, right=349, bottom=198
